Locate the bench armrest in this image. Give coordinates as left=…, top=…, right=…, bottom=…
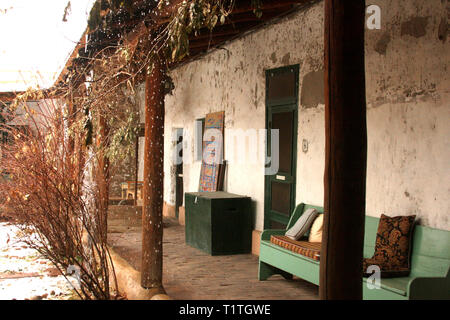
left=407, top=275, right=450, bottom=299
left=261, top=229, right=285, bottom=241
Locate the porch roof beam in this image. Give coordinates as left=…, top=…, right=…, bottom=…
left=189, top=35, right=239, bottom=49
left=186, top=8, right=295, bottom=52
left=221, top=7, right=292, bottom=26
left=231, top=0, right=311, bottom=14
left=190, top=29, right=241, bottom=41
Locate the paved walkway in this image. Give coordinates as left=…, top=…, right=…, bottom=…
left=107, top=206, right=318, bottom=300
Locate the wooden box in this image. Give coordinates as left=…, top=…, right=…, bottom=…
left=185, top=192, right=252, bottom=255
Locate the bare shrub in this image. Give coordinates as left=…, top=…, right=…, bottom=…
left=0, top=97, right=118, bottom=300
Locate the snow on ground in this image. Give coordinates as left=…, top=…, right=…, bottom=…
left=0, top=222, right=79, bottom=300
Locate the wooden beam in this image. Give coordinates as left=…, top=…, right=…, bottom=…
left=222, top=7, right=291, bottom=25
left=168, top=20, right=269, bottom=68
left=0, top=92, right=23, bottom=103
left=190, top=29, right=241, bottom=41
left=190, top=21, right=261, bottom=40
left=232, top=0, right=309, bottom=14
left=144, top=0, right=301, bottom=26
left=187, top=8, right=294, bottom=52
left=188, top=18, right=276, bottom=45
left=53, top=31, right=88, bottom=88
left=189, top=35, right=238, bottom=49
left=320, top=0, right=367, bottom=300
left=141, top=56, right=165, bottom=289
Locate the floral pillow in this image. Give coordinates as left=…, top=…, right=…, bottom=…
left=363, top=214, right=416, bottom=278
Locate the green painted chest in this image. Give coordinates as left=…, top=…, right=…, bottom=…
left=185, top=192, right=252, bottom=255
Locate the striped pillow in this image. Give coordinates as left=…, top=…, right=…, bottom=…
left=285, top=208, right=319, bottom=240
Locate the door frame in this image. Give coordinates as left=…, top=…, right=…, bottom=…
left=264, top=64, right=299, bottom=229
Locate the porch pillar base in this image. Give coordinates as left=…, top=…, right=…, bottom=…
left=108, top=246, right=170, bottom=300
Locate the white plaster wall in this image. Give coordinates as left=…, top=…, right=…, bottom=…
left=364, top=0, right=450, bottom=229
left=163, top=3, right=324, bottom=231
left=141, top=0, right=449, bottom=231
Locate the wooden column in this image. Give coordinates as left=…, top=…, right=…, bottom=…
left=134, top=134, right=139, bottom=206
left=320, top=1, right=367, bottom=300
left=65, top=96, right=77, bottom=257
left=65, top=96, right=77, bottom=195
left=97, top=112, right=110, bottom=243
left=73, top=86, right=88, bottom=197
left=66, top=96, right=76, bottom=155
left=141, top=57, right=165, bottom=289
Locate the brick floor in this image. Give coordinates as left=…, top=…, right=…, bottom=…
left=107, top=206, right=319, bottom=300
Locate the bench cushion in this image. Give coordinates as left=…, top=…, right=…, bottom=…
left=270, top=235, right=321, bottom=261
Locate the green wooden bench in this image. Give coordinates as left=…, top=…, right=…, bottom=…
left=258, top=203, right=450, bottom=300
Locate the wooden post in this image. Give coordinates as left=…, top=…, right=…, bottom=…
left=134, top=135, right=139, bottom=206
left=73, top=86, right=87, bottom=196
left=66, top=96, right=76, bottom=155
left=65, top=96, right=77, bottom=257
left=320, top=1, right=367, bottom=300
left=141, top=57, right=165, bottom=289
left=97, top=112, right=110, bottom=243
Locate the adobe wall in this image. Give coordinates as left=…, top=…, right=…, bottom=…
left=139, top=0, right=449, bottom=231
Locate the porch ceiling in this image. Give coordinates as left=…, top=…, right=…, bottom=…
left=52, top=0, right=315, bottom=92
left=92, top=0, right=313, bottom=56
left=177, top=0, right=315, bottom=67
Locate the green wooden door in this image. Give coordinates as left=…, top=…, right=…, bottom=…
left=264, top=65, right=299, bottom=229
